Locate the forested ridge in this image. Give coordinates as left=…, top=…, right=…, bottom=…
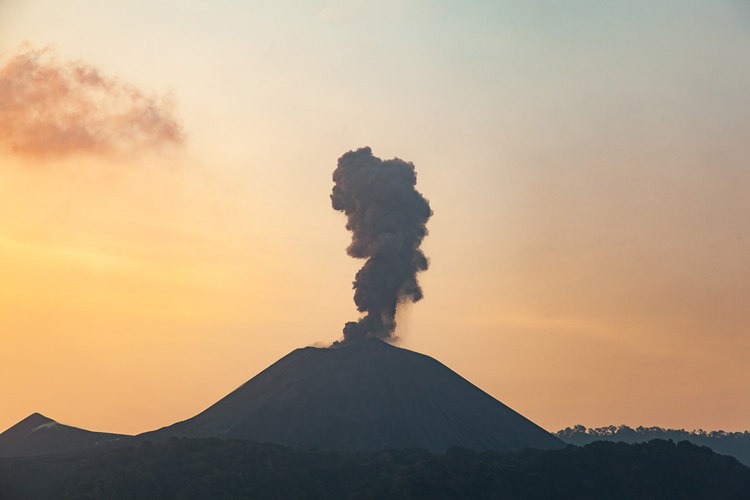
left=557, top=425, right=750, bottom=466
left=1, top=437, right=749, bottom=499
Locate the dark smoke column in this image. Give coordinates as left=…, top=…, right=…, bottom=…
left=331, top=147, right=432, bottom=343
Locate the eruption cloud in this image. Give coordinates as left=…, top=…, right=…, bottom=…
left=0, top=46, right=184, bottom=158
left=331, top=147, right=432, bottom=343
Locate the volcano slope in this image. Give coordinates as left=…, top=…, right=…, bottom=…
left=139, top=338, right=564, bottom=452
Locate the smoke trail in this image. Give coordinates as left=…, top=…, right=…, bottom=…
left=0, top=46, right=183, bottom=158
left=331, top=147, right=432, bottom=343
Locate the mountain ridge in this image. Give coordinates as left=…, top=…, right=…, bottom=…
left=136, top=337, right=564, bottom=452
left=0, top=412, right=127, bottom=458
left=1, top=338, right=564, bottom=456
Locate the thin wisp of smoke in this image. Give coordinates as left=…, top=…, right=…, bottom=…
left=0, top=46, right=183, bottom=158
left=331, top=147, right=432, bottom=344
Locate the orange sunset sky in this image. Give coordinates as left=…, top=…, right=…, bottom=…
left=1, top=0, right=749, bottom=436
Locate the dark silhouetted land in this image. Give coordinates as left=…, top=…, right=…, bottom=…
left=136, top=337, right=564, bottom=452
left=1, top=437, right=749, bottom=499
left=0, top=413, right=126, bottom=459
left=558, top=424, right=750, bottom=466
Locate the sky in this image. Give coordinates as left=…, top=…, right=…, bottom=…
left=1, top=0, right=749, bottom=436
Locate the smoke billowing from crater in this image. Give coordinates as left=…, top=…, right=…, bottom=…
left=331, top=147, right=432, bottom=343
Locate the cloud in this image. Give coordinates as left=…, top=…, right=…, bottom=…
left=0, top=46, right=184, bottom=158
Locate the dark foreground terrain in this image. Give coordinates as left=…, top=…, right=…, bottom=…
left=1, top=438, right=748, bottom=500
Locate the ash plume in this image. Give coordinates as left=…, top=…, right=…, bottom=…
left=331, top=147, right=432, bottom=343
left=0, top=46, right=183, bottom=158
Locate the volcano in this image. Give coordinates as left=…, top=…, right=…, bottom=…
left=138, top=338, right=563, bottom=452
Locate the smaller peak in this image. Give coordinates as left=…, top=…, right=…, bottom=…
left=0, top=413, right=56, bottom=437
left=22, top=413, right=54, bottom=425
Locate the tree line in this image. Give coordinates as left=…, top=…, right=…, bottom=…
left=557, top=425, right=750, bottom=466
left=1, top=437, right=749, bottom=499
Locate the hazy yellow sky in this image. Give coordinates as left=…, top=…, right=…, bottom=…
left=1, top=0, right=749, bottom=436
